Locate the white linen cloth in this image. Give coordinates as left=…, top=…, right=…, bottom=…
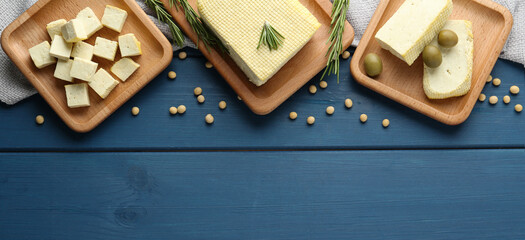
left=0, top=0, right=523, bottom=104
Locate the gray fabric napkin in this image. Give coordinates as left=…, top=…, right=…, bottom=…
left=1, top=0, right=523, bottom=105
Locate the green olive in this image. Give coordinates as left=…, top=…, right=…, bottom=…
left=438, top=30, right=458, bottom=48
left=422, top=45, right=442, bottom=68
left=364, top=53, right=383, bottom=77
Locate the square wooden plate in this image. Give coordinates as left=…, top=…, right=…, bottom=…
left=162, top=0, right=355, bottom=115
left=350, top=0, right=513, bottom=125
left=1, top=0, right=173, bottom=132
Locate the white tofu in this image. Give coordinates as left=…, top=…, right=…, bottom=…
left=88, top=69, right=119, bottom=99
left=61, top=19, right=88, bottom=43
left=71, top=41, right=94, bottom=60
left=65, top=83, right=90, bottom=108
left=111, top=57, right=140, bottom=82
left=28, top=41, right=56, bottom=69
left=46, top=19, right=67, bottom=39
left=70, top=57, right=98, bottom=81
left=101, top=5, right=128, bottom=33
left=93, top=37, right=118, bottom=61
left=54, top=59, right=74, bottom=82
left=76, top=7, right=103, bottom=38
left=49, top=35, right=73, bottom=60
left=118, top=33, right=142, bottom=57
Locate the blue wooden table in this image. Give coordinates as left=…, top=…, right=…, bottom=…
left=1, top=48, right=524, bottom=239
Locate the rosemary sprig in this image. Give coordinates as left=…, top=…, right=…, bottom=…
left=321, top=0, right=349, bottom=82
left=169, top=0, right=228, bottom=53
left=144, top=0, right=185, bottom=47
left=257, top=21, right=285, bottom=51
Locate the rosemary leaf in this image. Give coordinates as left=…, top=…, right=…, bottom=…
left=257, top=22, right=285, bottom=51
left=144, top=0, right=185, bottom=47
left=321, top=0, right=349, bottom=82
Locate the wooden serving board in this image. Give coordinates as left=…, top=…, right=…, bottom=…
left=1, top=0, right=173, bottom=132
left=350, top=0, right=513, bottom=125
left=162, top=0, right=355, bottom=115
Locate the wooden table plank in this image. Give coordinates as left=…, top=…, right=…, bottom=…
left=1, top=150, right=524, bottom=239
left=1, top=49, right=524, bottom=150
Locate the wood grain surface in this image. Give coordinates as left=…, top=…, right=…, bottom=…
left=1, top=150, right=524, bottom=240
left=351, top=0, right=513, bottom=125
left=1, top=0, right=173, bottom=132
left=161, top=0, right=354, bottom=115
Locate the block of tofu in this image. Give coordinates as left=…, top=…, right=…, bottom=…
left=93, top=37, right=118, bottom=61
left=76, top=7, right=103, bottom=38
left=197, top=0, right=321, bottom=86
left=111, top=57, right=140, bottom=82
left=49, top=35, right=73, bottom=60
left=423, top=20, right=474, bottom=99
left=71, top=41, right=94, bottom=60
left=118, top=33, right=142, bottom=57
left=70, top=57, right=98, bottom=81
left=28, top=41, right=56, bottom=69
left=198, top=0, right=320, bottom=86
left=65, top=83, right=90, bottom=108
left=88, top=69, right=119, bottom=99
left=375, top=0, right=453, bottom=66
left=46, top=19, right=67, bottom=39
left=101, top=5, right=128, bottom=33
left=54, top=59, right=74, bottom=82
left=61, top=19, right=88, bottom=43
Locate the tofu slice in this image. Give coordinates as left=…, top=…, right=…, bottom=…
left=197, top=0, right=321, bottom=86
left=61, top=19, right=88, bottom=43
left=65, top=83, right=90, bottom=108
left=111, top=57, right=140, bottom=82
left=46, top=19, right=67, bottom=39
left=93, top=37, right=118, bottom=61
left=423, top=20, right=474, bottom=99
left=101, top=5, right=128, bottom=33
left=28, top=41, right=56, bottom=69
left=76, top=7, right=103, bottom=38
left=71, top=41, right=94, bottom=60
left=375, top=0, right=453, bottom=66
left=88, top=69, right=119, bottom=99
left=54, top=59, right=74, bottom=82
left=118, top=33, right=142, bottom=57
left=70, top=57, right=98, bottom=81
left=49, top=35, right=73, bottom=60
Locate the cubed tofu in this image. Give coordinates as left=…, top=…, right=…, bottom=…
left=46, top=19, right=67, bottom=39
left=71, top=41, right=94, bottom=60
left=49, top=35, right=73, bottom=60
left=88, top=69, right=119, bottom=99
left=65, top=83, right=90, bottom=108
left=118, top=33, right=142, bottom=57
left=111, top=57, right=140, bottom=82
left=70, top=57, right=98, bottom=81
left=61, top=19, right=88, bottom=43
left=54, top=59, right=74, bottom=82
left=28, top=41, right=56, bottom=69
left=93, top=37, right=118, bottom=61
left=76, top=7, right=103, bottom=38
left=101, top=5, right=128, bottom=33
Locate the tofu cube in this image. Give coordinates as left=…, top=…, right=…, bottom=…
left=118, top=33, right=142, bottom=57
left=46, top=19, right=67, bottom=39
left=49, top=35, right=73, bottom=60
left=93, top=37, right=118, bottom=61
left=71, top=41, right=94, bottom=60
left=111, top=57, right=140, bottom=82
left=101, top=5, right=128, bottom=33
left=65, top=83, right=90, bottom=108
left=76, top=7, right=103, bottom=38
left=70, top=57, right=98, bottom=81
left=61, top=19, right=88, bottom=43
left=88, top=69, right=119, bottom=99
left=54, top=59, right=74, bottom=82
left=28, top=41, right=56, bottom=69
